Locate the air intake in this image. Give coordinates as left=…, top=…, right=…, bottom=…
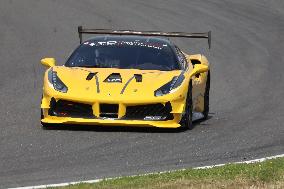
left=99, top=104, right=119, bottom=118
left=104, top=73, right=122, bottom=83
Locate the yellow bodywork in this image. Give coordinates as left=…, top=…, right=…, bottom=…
left=41, top=53, right=209, bottom=128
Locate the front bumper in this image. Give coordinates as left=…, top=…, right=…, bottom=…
left=41, top=88, right=186, bottom=128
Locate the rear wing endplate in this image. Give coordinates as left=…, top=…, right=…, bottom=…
left=78, top=26, right=211, bottom=48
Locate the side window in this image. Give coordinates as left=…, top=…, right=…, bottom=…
left=175, top=46, right=187, bottom=70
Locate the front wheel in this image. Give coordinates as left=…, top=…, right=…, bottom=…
left=180, top=81, right=193, bottom=130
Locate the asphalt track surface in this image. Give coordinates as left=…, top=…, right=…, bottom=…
left=0, top=0, right=283, bottom=188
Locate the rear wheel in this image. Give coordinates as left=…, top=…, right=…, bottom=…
left=180, top=81, right=193, bottom=130
left=203, top=71, right=210, bottom=119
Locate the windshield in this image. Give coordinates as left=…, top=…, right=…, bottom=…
left=65, top=38, right=180, bottom=71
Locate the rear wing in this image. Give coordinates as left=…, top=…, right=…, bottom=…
left=78, top=26, right=211, bottom=48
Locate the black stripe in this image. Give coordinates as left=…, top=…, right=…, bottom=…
left=95, top=74, right=100, bottom=93
left=120, top=76, right=135, bottom=94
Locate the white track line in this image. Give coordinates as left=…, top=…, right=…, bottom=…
left=194, top=153, right=284, bottom=169
left=8, top=153, right=284, bottom=189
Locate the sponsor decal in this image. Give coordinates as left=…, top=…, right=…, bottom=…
left=144, top=116, right=162, bottom=120
left=84, top=40, right=165, bottom=50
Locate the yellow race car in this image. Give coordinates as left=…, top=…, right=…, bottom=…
left=40, top=27, right=211, bottom=129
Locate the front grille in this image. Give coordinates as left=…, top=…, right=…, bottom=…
left=124, top=102, right=173, bottom=120
left=48, top=98, right=173, bottom=121
left=49, top=99, right=94, bottom=118
left=99, top=104, right=119, bottom=118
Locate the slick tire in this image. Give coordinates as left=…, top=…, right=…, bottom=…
left=180, top=81, right=193, bottom=130
left=202, top=71, right=210, bottom=119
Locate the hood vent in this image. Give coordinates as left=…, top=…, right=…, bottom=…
left=86, top=72, right=97, bottom=80
left=104, top=73, right=122, bottom=83
left=134, top=74, right=142, bottom=82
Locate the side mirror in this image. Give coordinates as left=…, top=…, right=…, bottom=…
left=41, top=58, right=56, bottom=68
left=189, top=64, right=209, bottom=78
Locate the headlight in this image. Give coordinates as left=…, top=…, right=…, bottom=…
left=154, top=74, right=185, bottom=96
left=48, top=69, right=68, bottom=93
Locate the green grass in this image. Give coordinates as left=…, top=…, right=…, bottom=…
left=52, top=157, right=284, bottom=189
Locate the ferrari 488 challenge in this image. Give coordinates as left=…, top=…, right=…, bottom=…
left=40, top=26, right=211, bottom=129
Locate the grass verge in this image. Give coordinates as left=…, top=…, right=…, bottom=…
left=52, top=157, right=284, bottom=189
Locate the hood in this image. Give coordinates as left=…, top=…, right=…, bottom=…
left=52, top=66, right=181, bottom=99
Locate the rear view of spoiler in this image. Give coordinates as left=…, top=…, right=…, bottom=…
left=78, top=26, right=211, bottom=48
